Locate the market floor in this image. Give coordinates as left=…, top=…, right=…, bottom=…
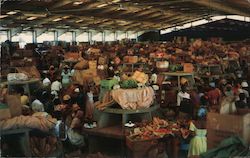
left=64, top=146, right=189, bottom=158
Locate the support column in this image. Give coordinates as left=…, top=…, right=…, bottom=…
left=72, top=31, right=76, bottom=42
left=54, top=31, right=58, bottom=41
left=88, top=31, right=92, bottom=44
left=33, top=30, right=37, bottom=43
left=114, top=31, right=118, bottom=41
left=102, top=31, right=105, bottom=43
left=7, top=30, right=11, bottom=41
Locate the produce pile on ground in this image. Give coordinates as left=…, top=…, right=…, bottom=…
left=128, top=117, right=190, bottom=141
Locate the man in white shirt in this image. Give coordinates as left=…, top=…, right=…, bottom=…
left=51, top=78, right=62, bottom=99
left=51, top=79, right=62, bottom=92
left=176, top=85, right=191, bottom=118
left=177, top=86, right=190, bottom=106
left=43, top=77, right=51, bottom=87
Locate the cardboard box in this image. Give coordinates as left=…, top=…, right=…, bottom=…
left=72, top=69, right=97, bottom=86
left=207, top=112, right=250, bottom=149
left=183, top=63, right=194, bottom=73
left=126, top=137, right=159, bottom=158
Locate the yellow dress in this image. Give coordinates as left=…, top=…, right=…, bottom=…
left=188, top=122, right=207, bottom=157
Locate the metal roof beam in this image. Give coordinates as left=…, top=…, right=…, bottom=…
left=192, top=0, right=250, bottom=17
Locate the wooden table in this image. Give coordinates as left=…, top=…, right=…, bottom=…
left=160, top=72, right=195, bottom=91
left=0, top=128, right=32, bottom=157
left=82, top=125, right=127, bottom=156
left=95, top=104, right=160, bottom=128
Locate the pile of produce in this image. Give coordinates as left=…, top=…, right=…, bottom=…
left=30, top=136, right=59, bottom=156
left=169, top=64, right=183, bottom=72
left=128, top=117, right=190, bottom=141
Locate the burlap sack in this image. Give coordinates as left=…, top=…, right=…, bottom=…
left=74, top=59, right=89, bottom=70
left=111, top=87, right=155, bottom=109
left=89, top=60, right=97, bottom=70
left=6, top=95, right=22, bottom=117
left=72, top=69, right=97, bottom=86
left=16, top=66, right=41, bottom=79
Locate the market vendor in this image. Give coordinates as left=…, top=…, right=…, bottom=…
left=71, top=87, right=86, bottom=111
left=206, top=82, right=221, bottom=107
left=31, top=94, right=45, bottom=113
left=235, top=93, right=248, bottom=109
left=54, top=95, right=72, bottom=124
left=51, top=76, right=62, bottom=98
left=61, top=65, right=72, bottom=87
left=177, top=85, right=191, bottom=118
left=49, top=65, right=56, bottom=81
left=42, top=73, right=51, bottom=88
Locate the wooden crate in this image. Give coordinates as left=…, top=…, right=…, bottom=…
left=207, top=112, right=250, bottom=149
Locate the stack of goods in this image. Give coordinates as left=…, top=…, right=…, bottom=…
left=123, top=56, right=138, bottom=63
left=72, top=69, right=99, bottom=87
left=10, top=48, right=38, bottom=67
left=16, top=66, right=41, bottom=79
left=86, top=47, right=101, bottom=60
left=74, top=59, right=89, bottom=70
left=97, top=56, right=109, bottom=79
left=10, top=49, right=25, bottom=67
left=156, top=61, right=169, bottom=72
left=0, top=95, right=57, bottom=131
left=72, top=59, right=102, bottom=88
left=64, top=52, right=79, bottom=62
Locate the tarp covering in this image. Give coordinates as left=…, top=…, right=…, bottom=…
left=111, top=87, right=154, bottom=110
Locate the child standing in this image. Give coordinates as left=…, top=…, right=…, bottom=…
left=188, top=118, right=207, bottom=157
